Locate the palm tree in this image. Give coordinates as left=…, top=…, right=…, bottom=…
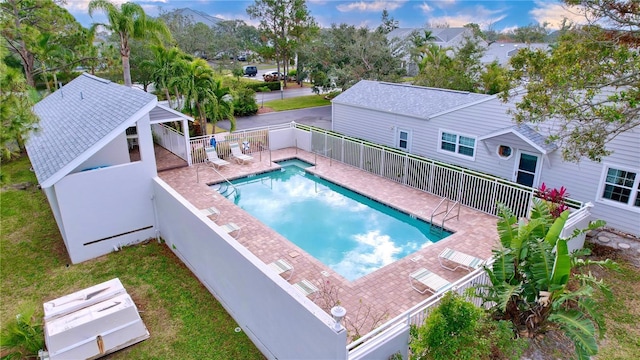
left=170, top=58, right=217, bottom=136
left=88, top=0, right=171, bottom=87
left=410, top=29, right=436, bottom=63
left=144, top=45, right=185, bottom=108
left=171, top=59, right=236, bottom=136
left=208, top=79, right=235, bottom=132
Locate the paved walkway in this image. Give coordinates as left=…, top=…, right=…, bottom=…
left=156, top=147, right=500, bottom=335
left=588, top=229, right=640, bottom=256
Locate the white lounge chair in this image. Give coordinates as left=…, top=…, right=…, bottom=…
left=409, top=268, right=451, bottom=295
left=199, top=206, right=220, bottom=220
left=220, top=222, right=241, bottom=238
left=205, top=147, right=230, bottom=168
left=438, top=248, right=485, bottom=272
left=293, top=279, right=318, bottom=300
left=229, top=142, right=253, bottom=164
left=268, top=259, right=294, bottom=280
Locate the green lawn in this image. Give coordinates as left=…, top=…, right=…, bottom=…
left=262, top=94, right=330, bottom=111
left=0, top=156, right=264, bottom=359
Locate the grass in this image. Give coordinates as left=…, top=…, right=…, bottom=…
left=0, top=156, right=264, bottom=359
left=262, top=94, right=330, bottom=111
left=587, top=244, right=640, bottom=359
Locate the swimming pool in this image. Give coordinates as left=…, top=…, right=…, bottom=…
left=214, top=159, right=452, bottom=281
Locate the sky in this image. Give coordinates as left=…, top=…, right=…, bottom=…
left=64, top=0, right=589, bottom=32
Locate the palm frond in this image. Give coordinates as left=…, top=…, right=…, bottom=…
left=549, top=309, right=598, bottom=360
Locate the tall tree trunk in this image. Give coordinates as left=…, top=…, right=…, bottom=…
left=122, top=54, right=132, bottom=87
left=42, top=65, right=51, bottom=93
left=164, top=87, right=173, bottom=108
left=120, top=34, right=132, bottom=87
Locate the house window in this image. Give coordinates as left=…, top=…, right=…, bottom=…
left=599, top=166, right=640, bottom=209
left=397, top=129, right=411, bottom=151
left=497, top=145, right=512, bottom=159
left=439, top=131, right=476, bottom=158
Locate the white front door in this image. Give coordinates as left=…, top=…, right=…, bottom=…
left=514, top=151, right=541, bottom=187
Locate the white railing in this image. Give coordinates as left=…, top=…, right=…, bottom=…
left=302, top=126, right=582, bottom=219
left=347, top=263, right=493, bottom=355
left=189, top=128, right=275, bottom=164
left=563, top=202, right=595, bottom=253
left=152, top=123, right=188, bottom=161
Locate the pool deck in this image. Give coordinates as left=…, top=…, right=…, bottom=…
left=157, top=147, right=499, bottom=331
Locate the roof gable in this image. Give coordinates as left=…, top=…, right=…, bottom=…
left=332, top=80, right=492, bottom=119
left=26, top=73, right=157, bottom=187
left=478, top=124, right=558, bottom=154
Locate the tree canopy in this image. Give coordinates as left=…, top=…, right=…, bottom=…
left=89, top=0, right=171, bottom=87
left=1, top=0, right=86, bottom=87
left=502, top=0, right=639, bottom=162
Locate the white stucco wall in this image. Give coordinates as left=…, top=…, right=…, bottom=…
left=152, top=178, right=348, bottom=360
left=269, top=128, right=296, bottom=149
left=54, top=162, right=157, bottom=264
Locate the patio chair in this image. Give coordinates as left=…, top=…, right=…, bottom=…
left=268, top=259, right=294, bottom=280
left=199, top=206, right=220, bottom=220
left=409, top=268, right=451, bottom=295
left=219, top=222, right=242, bottom=238
left=438, top=247, right=485, bottom=272
left=293, top=279, right=319, bottom=300
left=229, top=142, right=253, bottom=165
left=205, top=147, right=230, bottom=169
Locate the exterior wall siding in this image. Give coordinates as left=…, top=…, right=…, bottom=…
left=333, top=96, right=640, bottom=236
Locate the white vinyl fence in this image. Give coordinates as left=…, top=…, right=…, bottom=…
left=298, top=125, right=583, bottom=219
left=151, top=123, right=188, bottom=161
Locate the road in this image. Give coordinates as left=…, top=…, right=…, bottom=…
left=216, top=105, right=332, bottom=131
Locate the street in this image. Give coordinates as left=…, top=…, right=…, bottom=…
left=216, top=105, right=332, bottom=131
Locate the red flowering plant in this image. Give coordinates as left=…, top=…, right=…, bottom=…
left=537, top=183, right=569, bottom=218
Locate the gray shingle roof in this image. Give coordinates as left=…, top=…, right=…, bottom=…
left=332, top=80, right=492, bottom=119
left=479, top=124, right=558, bottom=154
left=26, top=73, right=157, bottom=186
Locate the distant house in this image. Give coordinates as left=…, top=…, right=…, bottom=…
left=26, top=73, right=192, bottom=263
left=481, top=42, right=550, bottom=65
left=172, top=8, right=223, bottom=28
left=331, top=80, right=640, bottom=236
left=387, top=27, right=488, bottom=76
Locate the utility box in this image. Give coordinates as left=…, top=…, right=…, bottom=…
left=44, top=278, right=126, bottom=321
left=43, top=279, right=149, bottom=359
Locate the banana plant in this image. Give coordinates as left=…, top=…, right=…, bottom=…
left=478, top=198, right=616, bottom=360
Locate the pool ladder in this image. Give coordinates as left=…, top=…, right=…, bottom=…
left=430, top=197, right=460, bottom=235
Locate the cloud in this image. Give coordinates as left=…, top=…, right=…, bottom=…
left=434, top=0, right=456, bottom=9
left=426, top=5, right=507, bottom=28
left=64, top=0, right=166, bottom=13
left=530, top=1, right=589, bottom=29
left=418, top=2, right=433, bottom=14
left=337, top=0, right=407, bottom=13
left=331, top=230, right=402, bottom=279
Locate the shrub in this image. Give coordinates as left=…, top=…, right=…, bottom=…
left=233, top=87, right=259, bottom=116
left=0, top=304, right=45, bottom=359
left=537, top=183, right=569, bottom=218
left=245, top=81, right=281, bottom=92
left=477, top=198, right=616, bottom=359
left=409, top=292, right=526, bottom=360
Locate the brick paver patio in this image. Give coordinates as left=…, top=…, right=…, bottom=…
left=155, top=146, right=500, bottom=334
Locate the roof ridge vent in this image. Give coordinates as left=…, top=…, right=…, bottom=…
left=82, top=73, right=112, bottom=84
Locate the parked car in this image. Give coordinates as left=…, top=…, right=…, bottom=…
left=237, top=54, right=247, bottom=61
left=262, top=71, right=285, bottom=82
left=243, top=66, right=258, bottom=77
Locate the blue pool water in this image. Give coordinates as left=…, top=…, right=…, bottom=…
left=215, top=159, right=452, bottom=281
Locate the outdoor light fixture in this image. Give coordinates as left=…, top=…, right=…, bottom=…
left=331, top=306, right=346, bottom=332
